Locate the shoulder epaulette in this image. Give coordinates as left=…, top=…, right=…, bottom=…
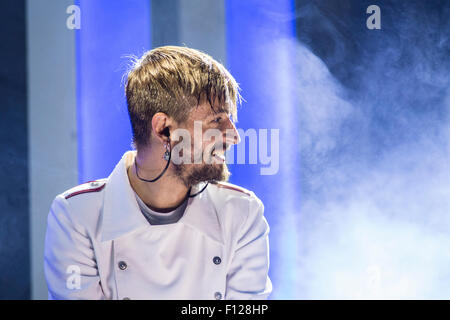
left=64, top=180, right=106, bottom=199
left=214, top=182, right=252, bottom=196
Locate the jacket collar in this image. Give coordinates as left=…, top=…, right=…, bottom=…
left=101, top=151, right=223, bottom=245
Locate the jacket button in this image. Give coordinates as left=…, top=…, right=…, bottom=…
left=213, top=256, right=221, bottom=265
left=214, top=292, right=222, bottom=300
left=118, top=261, right=127, bottom=270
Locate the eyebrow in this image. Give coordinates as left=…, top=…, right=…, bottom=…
left=211, top=104, right=230, bottom=114
left=208, top=110, right=230, bottom=120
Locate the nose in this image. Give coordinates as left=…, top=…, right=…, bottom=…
left=224, top=118, right=240, bottom=146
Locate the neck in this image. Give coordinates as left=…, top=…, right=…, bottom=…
left=127, top=148, right=189, bottom=212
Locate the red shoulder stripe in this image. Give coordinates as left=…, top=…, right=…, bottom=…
left=65, top=183, right=106, bottom=199
left=216, top=183, right=252, bottom=196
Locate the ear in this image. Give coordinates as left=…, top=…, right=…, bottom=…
left=151, top=112, right=173, bottom=144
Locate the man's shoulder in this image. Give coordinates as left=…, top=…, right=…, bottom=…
left=207, top=182, right=266, bottom=242
left=53, top=178, right=108, bottom=218
left=50, top=179, right=108, bottom=230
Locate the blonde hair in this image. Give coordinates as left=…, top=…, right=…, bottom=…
left=125, top=46, right=242, bottom=149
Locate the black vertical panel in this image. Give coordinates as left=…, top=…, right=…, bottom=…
left=0, top=0, right=30, bottom=299
left=151, top=0, right=179, bottom=47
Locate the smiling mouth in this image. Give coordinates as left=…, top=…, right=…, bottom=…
left=211, top=146, right=226, bottom=163
left=211, top=152, right=226, bottom=162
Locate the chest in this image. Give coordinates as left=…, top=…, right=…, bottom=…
left=97, top=224, right=228, bottom=300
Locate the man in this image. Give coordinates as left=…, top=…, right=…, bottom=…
left=44, top=46, right=272, bottom=300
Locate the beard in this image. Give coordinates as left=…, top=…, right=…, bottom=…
left=170, top=139, right=231, bottom=188
left=172, top=161, right=230, bottom=188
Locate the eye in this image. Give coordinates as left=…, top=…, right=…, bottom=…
left=212, top=116, right=222, bottom=123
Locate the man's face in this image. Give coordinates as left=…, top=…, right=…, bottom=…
left=170, top=99, right=240, bottom=188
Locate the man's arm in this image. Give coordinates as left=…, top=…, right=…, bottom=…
left=44, top=195, right=105, bottom=300
left=225, top=197, right=272, bottom=299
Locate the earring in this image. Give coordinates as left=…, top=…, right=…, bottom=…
left=163, top=143, right=170, bottom=161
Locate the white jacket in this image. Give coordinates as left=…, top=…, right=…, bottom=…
left=44, top=151, right=272, bottom=300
